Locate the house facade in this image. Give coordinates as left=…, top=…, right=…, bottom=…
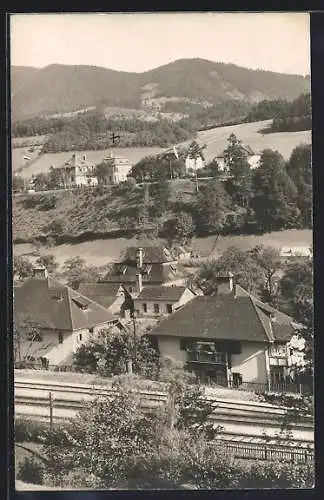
left=134, top=286, right=196, bottom=317
left=14, top=268, right=121, bottom=366
left=55, top=153, right=98, bottom=187
left=147, top=274, right=301, bottom=389
left=216, top=145, right=261, bottom=173
left=100, top=153, right=133, bottom=184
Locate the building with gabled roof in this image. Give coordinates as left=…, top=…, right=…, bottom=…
left=54, top=153, right=98, bottom=187
left=146, top=273, right=299, bottom=389
left=14, top=269, right=122, bottom=366
left=102, top=246, right=187, bottom=296
left=134, top=285, right=196, bottom=317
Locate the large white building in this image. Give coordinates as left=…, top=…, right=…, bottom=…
left=55, top=154, right=98, bottom=187
left=100, top=153, right=133, bottom=184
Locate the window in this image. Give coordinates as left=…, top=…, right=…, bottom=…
left=58, top=332, right=63, bottom=344
left=89, top=327, right=94, bottom=334
left=270, top=366, right=285, bottom=386
left=143, top=303, right=147, bottom=313
left=166, top=304, right=172, bottom=314
left=79, top=334, right=83, bottom=341
left=154, top=304, right=160, bottom=314
left=180, top=338, right=193, bottom=351
left=129, top=286, right=133, bottom=293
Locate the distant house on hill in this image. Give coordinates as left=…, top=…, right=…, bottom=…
left=99, top=153, right=133, bottom=184
left=216, top=144, right=261, bottom=172
left=55, top=153, right=98, bottom=187
left=280, top=246, right=312, bottom=260
left=147, top=272, right=302, bottom=389
left=134, top=285, right=196, bottom=317
left=14, top=266, right=122, bottom=366
left=185, top=141, right=205, bottom=175
left=102, top=246, right=187, bottom=297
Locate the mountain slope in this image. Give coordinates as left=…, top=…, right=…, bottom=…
left=11, top=66, right=40, bottom=98
left=11, top=59, right=310, bottom=120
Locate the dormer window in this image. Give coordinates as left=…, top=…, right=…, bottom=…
left=72, top=296, right=89, bottom=311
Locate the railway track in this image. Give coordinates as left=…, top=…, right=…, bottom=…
left=14, top=379, right=314, bottom=444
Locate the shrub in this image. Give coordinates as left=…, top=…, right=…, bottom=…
left=17, top=456, right=45, bottom=485
left=14, top=418, right=48, bottom=443
left=239, top=459, right=314, bottom=489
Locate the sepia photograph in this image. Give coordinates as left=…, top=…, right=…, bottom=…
left=11, top=12, right=313, bottom=491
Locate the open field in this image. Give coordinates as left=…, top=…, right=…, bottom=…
left=195, top=120, right=311, bottom=162
left=14, top=146, right=165, bottom=178
left=14, top=229, right=312, bottom=268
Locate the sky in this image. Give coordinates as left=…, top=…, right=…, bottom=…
left=10, top=13, right=310, bottom=76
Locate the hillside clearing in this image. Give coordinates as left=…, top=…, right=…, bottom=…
left=195, top=120, right=311, bottom=162
left=12, top=120, right=311, bottom=177
left=15, top=146, right=165, bottom=178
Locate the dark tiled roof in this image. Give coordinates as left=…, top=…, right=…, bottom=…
left=78, top=283, right=122, bottom=309
left=148, top=287, right=295, bottom=343
left=121, top=246, right=175, bottom=264
left=14, top=277, right=115, bottom=332
left=136, top=286, right=190, bottom=302
left=105, top=262, right=185, bottom=285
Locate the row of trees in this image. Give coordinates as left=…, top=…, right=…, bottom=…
left=130, top=137, right=311, bottom=240
left=12, top=112, right=194, bottom=151
left=246, top=93, right=311, bottom=132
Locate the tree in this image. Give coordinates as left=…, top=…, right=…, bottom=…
left=192, top=246, right=265, bottom=296
left=13, top=255, right=33, bottom=280
left=13, top=175, right=25, bottom=192
left=35, top=254, right=59, bottom=275
left=278, top=260, right=313, bottom=376
left=149, top=180, right=171, bottom=212
left=223, top=134, right=253, bottom=207
left=73, top=327, right=159, bottom=379
left=13, top=317, right=44, bottom=365
left=286, top=144, right=312, bottom=228
left=251, top=149, right=299, bottom=231
left=249, top=245, right=282, bottom=303
left=163, top=211, right=195, bottom=246
left=61, top=257, right=100, bottom=290
left=195, top=180, right=231, bottom=235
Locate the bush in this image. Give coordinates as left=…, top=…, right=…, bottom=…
left=15, top=418, right=48, bottom=443
left=17, top=456, right=45, bottom=485
left=239, top=459, right=314, bottom=489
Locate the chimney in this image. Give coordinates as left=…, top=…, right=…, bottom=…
left=136, top=248, right=143, bottom=269
left=32, top=264, right=48, bottom=280
left=136, top=273, right=143, bottom=293
left=216, top=272, right=234, bottom=294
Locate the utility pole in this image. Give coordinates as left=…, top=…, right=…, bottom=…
left=132, top=312, right=137, bottom=371
left=195, top=158, right=199, bottom=193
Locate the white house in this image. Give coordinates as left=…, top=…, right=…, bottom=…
left=134, top=285, right=196, bottom=317
left=100, top=153, right=133, bottom=184
left=147, top=273, right=300, bottom=389
left=14, top=267, right=122, bottom=366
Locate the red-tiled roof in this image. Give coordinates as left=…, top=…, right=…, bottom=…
left=148, top=286, right=295, bottom=343
left=14, top=277, right=115, bottom=332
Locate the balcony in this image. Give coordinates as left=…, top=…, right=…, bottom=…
left=187, top=350, right=226, bottom=364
